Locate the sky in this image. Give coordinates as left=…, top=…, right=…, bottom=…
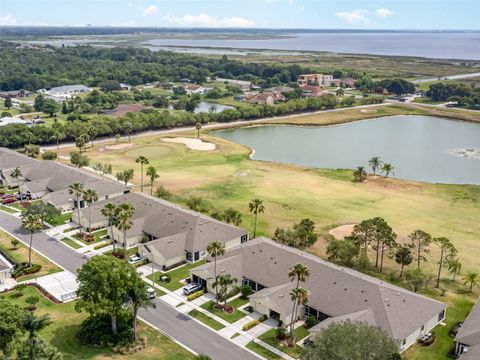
left=0, top=0, right=479, bottom=30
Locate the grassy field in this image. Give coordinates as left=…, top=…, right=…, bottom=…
left=0, top=230, right=61, bottom=280
left=0, top=286, right=194, bottom=360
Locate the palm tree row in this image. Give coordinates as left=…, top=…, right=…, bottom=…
left=135, top=156, right=159, bottom=194
left=101, top=202, right=135, bottom=259
left=353, top=157, right=395, bottom=182
left=68, top=182, right=98, bottom=237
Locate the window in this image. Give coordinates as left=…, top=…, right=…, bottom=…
left=402, top=339, right=406, bottom=347
left=185, top=251, right=192, bottom=262
left=241, top=235, right=248, bottom=244
left=194, top=251, right=200, bottom=262
left=304, top=305, right=329, bottom=322
left=438, top=310, right=446, bottom=322
left=421, top=324, right=425, bottom=332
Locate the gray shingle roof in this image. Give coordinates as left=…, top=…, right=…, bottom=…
left=456, top=296, right=480, bottom=347
left=459, top=344, right=480, bottom=360
left=77, top=192, right=247, bottom=253
left=215, top=237, right=447, bottom=341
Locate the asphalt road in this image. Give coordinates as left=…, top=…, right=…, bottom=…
left=0, top=212, right=259, bottom=360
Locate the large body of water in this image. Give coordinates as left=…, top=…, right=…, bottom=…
left=146, top=32, right=480, bottom=60
left=214, top=115, right=480, bottom=184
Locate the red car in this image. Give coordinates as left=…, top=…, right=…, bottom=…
left=1, top=193, right=15, bottom=199
left=2, top=197, right=16, bottom=204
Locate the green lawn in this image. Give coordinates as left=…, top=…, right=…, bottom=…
left=0, top=286, right=194, bottom=360
left=0, top=205, right=19, bottom=214
left=146, top=260, right=205, bottom=291
left=0, top=186, right=18, bottom=194
left=48, top=212, right=72, bottom=226
left=403, top=290, right=476, bottom=360
left=230, top=296, right=249, bottom=309
left=188, top=309, right=225, bottom=330
left=246, top=341, right=282, bottom=360
left=200, top=300, right=248, bottom=323
left=61, top=238, right=83, bottom=249
left=258, top=327, right=307, bottom=359
left=142, top=280, right=166, bottom=297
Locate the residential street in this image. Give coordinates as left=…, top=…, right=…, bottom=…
left=0, top=212, right=259, bottom=360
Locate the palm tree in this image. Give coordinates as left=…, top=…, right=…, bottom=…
left=336, top=88, right=345, bottom=96
left=82, top=189, right=98, bottom=236
left=248, top=198, right=265, bottom=238
left=289, top=287, right=309, bottom=344
left=395, top=246, right=413, bottom=279
left=129, top=279, right=155, bottom=340
left=23, top=313, right=52, bottom=359
left=352, top=166, right=367, bottom=182
left=207, top=241, right=225, bottom=307
left=213, top=274, right=237, bottom=308
left=447, top=258, right=462, bottom=281
left=136, top=156, right=149, bottom=192
left=288, top=264, right=310, bottom=341
left=114, top=203, right=135, bottom=259
left=463, top=272, right=479, bottom=292
left=195, top=122, right=202, bottom=138
left=101, top=203, right=117, bottom=253
left=53, top=130, right=65, bottom=161
left=69, top=182, right=84, bottom=235
left=368, top=157, right=383, bottom=175
left=10, top=167, right=23, bottom=203
left=21, top=213, right=42, bottom=268
left=382, top=163, right=395, bottom=178
left=146, top=166, right=159, bottom=195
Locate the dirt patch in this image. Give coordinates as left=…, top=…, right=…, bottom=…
left=162, top=137, right=216, bottom=151
left=104, top=143, right=133, bottom=150
left=329, top=224, right=356, bottom=239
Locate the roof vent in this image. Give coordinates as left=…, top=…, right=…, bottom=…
left=384, top=298, right=390, bottom=302
left=333, top=281, right=337, bottom=285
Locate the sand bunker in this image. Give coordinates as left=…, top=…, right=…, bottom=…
left=329, top=224, right=356, bottom=239
left=104, top=143, right=133, bottom=150
left=162, top=137, right=216, bottom=151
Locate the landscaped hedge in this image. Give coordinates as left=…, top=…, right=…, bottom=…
left=219, top=286, right=240, bottom=302
left=13, top=262, right=41, bottom=278
left=187, top=290, right=204, bottom=301
left=243, top=319, right=260, bottom=331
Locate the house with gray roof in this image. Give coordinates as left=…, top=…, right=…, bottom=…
left=455, top=296, right=480, bottom=359
left=72, top=192, right=248, bottom=269
left=0, top=148, right=129, bottom=212
left=42, top=85, right=91, bottom=98
left=189, top=237, right=447, bottom=351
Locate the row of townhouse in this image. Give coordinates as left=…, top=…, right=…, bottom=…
left=190, top=237, right=448, bottom=352
left=454, top=296, right=480, bottom=359
left=0, top=148, right=129, bottom=212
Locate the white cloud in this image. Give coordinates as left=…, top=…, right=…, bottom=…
left=0, top=13, right=17, bottom=26
left=335, top=9, right=370, bottom=26
left=376, top=8, right=394, bottom=18
left=164, top=13, right=256, bottom=28
left=142, top=5, right=159, bottom=16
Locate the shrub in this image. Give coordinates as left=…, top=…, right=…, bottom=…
left=241, top=284, right=253, bottom=299
left=25, top=295, right=40, bottom=310
left=112, top=248, right=126, bottom=259
left=242, top=319, right=260, bottom=331
left=258, top=315, right=267, bottom=322
left=275, top=326, right=287, bottom=340
left=13, top=263, right=42, bottom=278
left=41, top=151, right=57, bottom=160
left=305, top=316, right=319, bottom=329
left=77, top=314, right=134, bottom=347
left=11, top=238, right=19, bottom=249
left=155, top=186, right=172, bottom=200
left=187, top=290, right=204, bottom=301
left=14, top=284, right=28, bottom=297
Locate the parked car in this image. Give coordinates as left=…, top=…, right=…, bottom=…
left=128, top=255, right=144, bottom=265
left=1, top=193, right=15, bottom=199
left=2, top=197, right=17, bottom=204
left=183, top=283, right=203, bottom=296
left=16, top=193, right=30, bottom=200
left=146, top=287, right=156, bottom=299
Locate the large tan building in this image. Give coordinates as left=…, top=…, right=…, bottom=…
left=297, top=74, right=334, bottom=87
